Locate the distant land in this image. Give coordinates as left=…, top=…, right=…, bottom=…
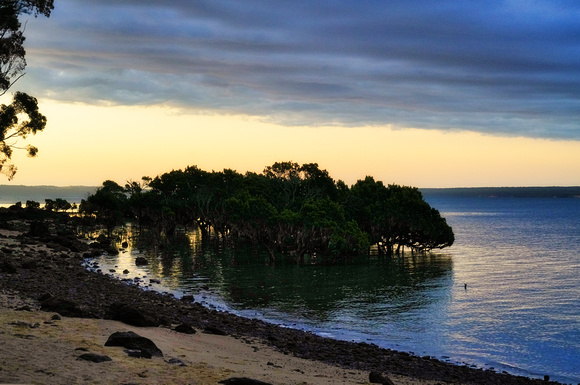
left=421, top=186, right=580, bottom=199
left=0, top=185, right=97, bottom=204
left=1, top=185, right=580, bottom=205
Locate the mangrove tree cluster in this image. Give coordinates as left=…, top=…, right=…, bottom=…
left=80, top=162, right=454, bottom=263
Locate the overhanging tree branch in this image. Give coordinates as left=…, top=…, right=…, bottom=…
left=0, top=0, right=53, bottom=179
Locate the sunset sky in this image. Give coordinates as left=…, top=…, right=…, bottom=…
left=5, top=0, right=580, bottom=187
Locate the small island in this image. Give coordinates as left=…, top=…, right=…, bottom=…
left=80, top=161, right=454, bottom=264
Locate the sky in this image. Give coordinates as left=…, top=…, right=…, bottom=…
left=4, top=0, right=580, bottom=187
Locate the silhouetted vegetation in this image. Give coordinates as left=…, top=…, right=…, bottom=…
left=82, top=162, right=454, bottom=264
left=1, top=0, right=54, bottom=179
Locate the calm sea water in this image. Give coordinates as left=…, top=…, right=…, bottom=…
left=93, top=197, right=580, bottom=383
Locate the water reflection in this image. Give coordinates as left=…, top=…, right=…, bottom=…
left=116, top=226, right=454, bottom=322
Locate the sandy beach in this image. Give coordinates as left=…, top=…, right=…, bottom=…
left=0, top=292, right=441, bottom=385
left=0, top=212, right=561, bottom=385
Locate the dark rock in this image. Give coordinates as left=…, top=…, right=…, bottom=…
left=204, top=326, right=228, bottom=336
left=135, top=257, right=148, bottom=266
left=218, top=378, right=274, bottom=385
left=181, top=295, right=194, bottom=302
left=84, top=249, right=102, bottom=258
left=167, top=357, right=187, bottom=366
left=0, top=259, right=18, bottom=274
left=104, top=331, right=163, bottom=358
left=369, top=371, right=396, bottom=385
left=77, top=353, right=113, bottom=363
left=37, top=292, right=52, bottom=302
left=106, top=302, right=159, bottom=327
left=51, top=314, right=61, bottom=320
left=125, top=348, right=151, bottom=358
left=68, top=239, right=89, bottom=253
left=158, top=315, right=172, bottom=327
left=29, top=221, right=50, bottom=237
left=105, top=246, right=118, bottom=255
left=20, top=259, right=38, bottom=270
left=174, top=324, right=196, bottom=334
left=40, top=297, right=87, bottom=317
left=123, top=269, right=130, bottom=274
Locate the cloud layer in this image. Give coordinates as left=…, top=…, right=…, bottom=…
left=20, top=0, right=580, bottom=139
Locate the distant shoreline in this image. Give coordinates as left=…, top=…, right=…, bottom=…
left=1, top=185, right=580, bottom=205
left=421, top=186, right=580, bottom=199
left=0, top=185, right=97, bottom=204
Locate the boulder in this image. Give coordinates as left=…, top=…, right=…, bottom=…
left=28, top=221, right=50, bottom=237
left=369, top=371, right=396, bottom=385
left=167, top=357, right=187, bottom=366
left=106, top=302, right=159, bottom=327
left=39, top=297, right=87, bottom=317
left=219, top=378, right=274, bottom=385
left=125, top=348, right=152, bottom=358
left=104, top=331, right=163, bottom=358
left=77, top=353, right=113, bottom=363
left=203, top=325, right=228, bottom=336
left=174, top=324, right=196, bottom=334
left=135, top=256, right=148, bottom=266
left=0, top=258, right=18, bottom=274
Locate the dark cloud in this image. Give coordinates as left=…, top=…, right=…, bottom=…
left=19, top=0, right=580, bottom=139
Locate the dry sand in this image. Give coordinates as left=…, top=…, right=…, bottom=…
left=0, top=293, right=440, bottom=385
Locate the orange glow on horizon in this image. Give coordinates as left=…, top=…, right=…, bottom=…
left=6, top=100, right=580, bottom=188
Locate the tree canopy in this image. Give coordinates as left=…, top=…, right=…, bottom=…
left=0, top=0, right=53, bottom=179
left=83, top=162, right=454, bottom=264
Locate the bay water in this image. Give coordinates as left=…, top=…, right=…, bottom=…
left=93, top=196, right=580, bottom=383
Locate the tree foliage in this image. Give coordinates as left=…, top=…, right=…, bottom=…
left=85, top=162, right=454, bottom=264
left=79, top=180, right=128, bottom=236
left=0, top=0, right=53, bottom=179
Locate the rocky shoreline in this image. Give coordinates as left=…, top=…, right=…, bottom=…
left=0, top=213, right=564, bottom=385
